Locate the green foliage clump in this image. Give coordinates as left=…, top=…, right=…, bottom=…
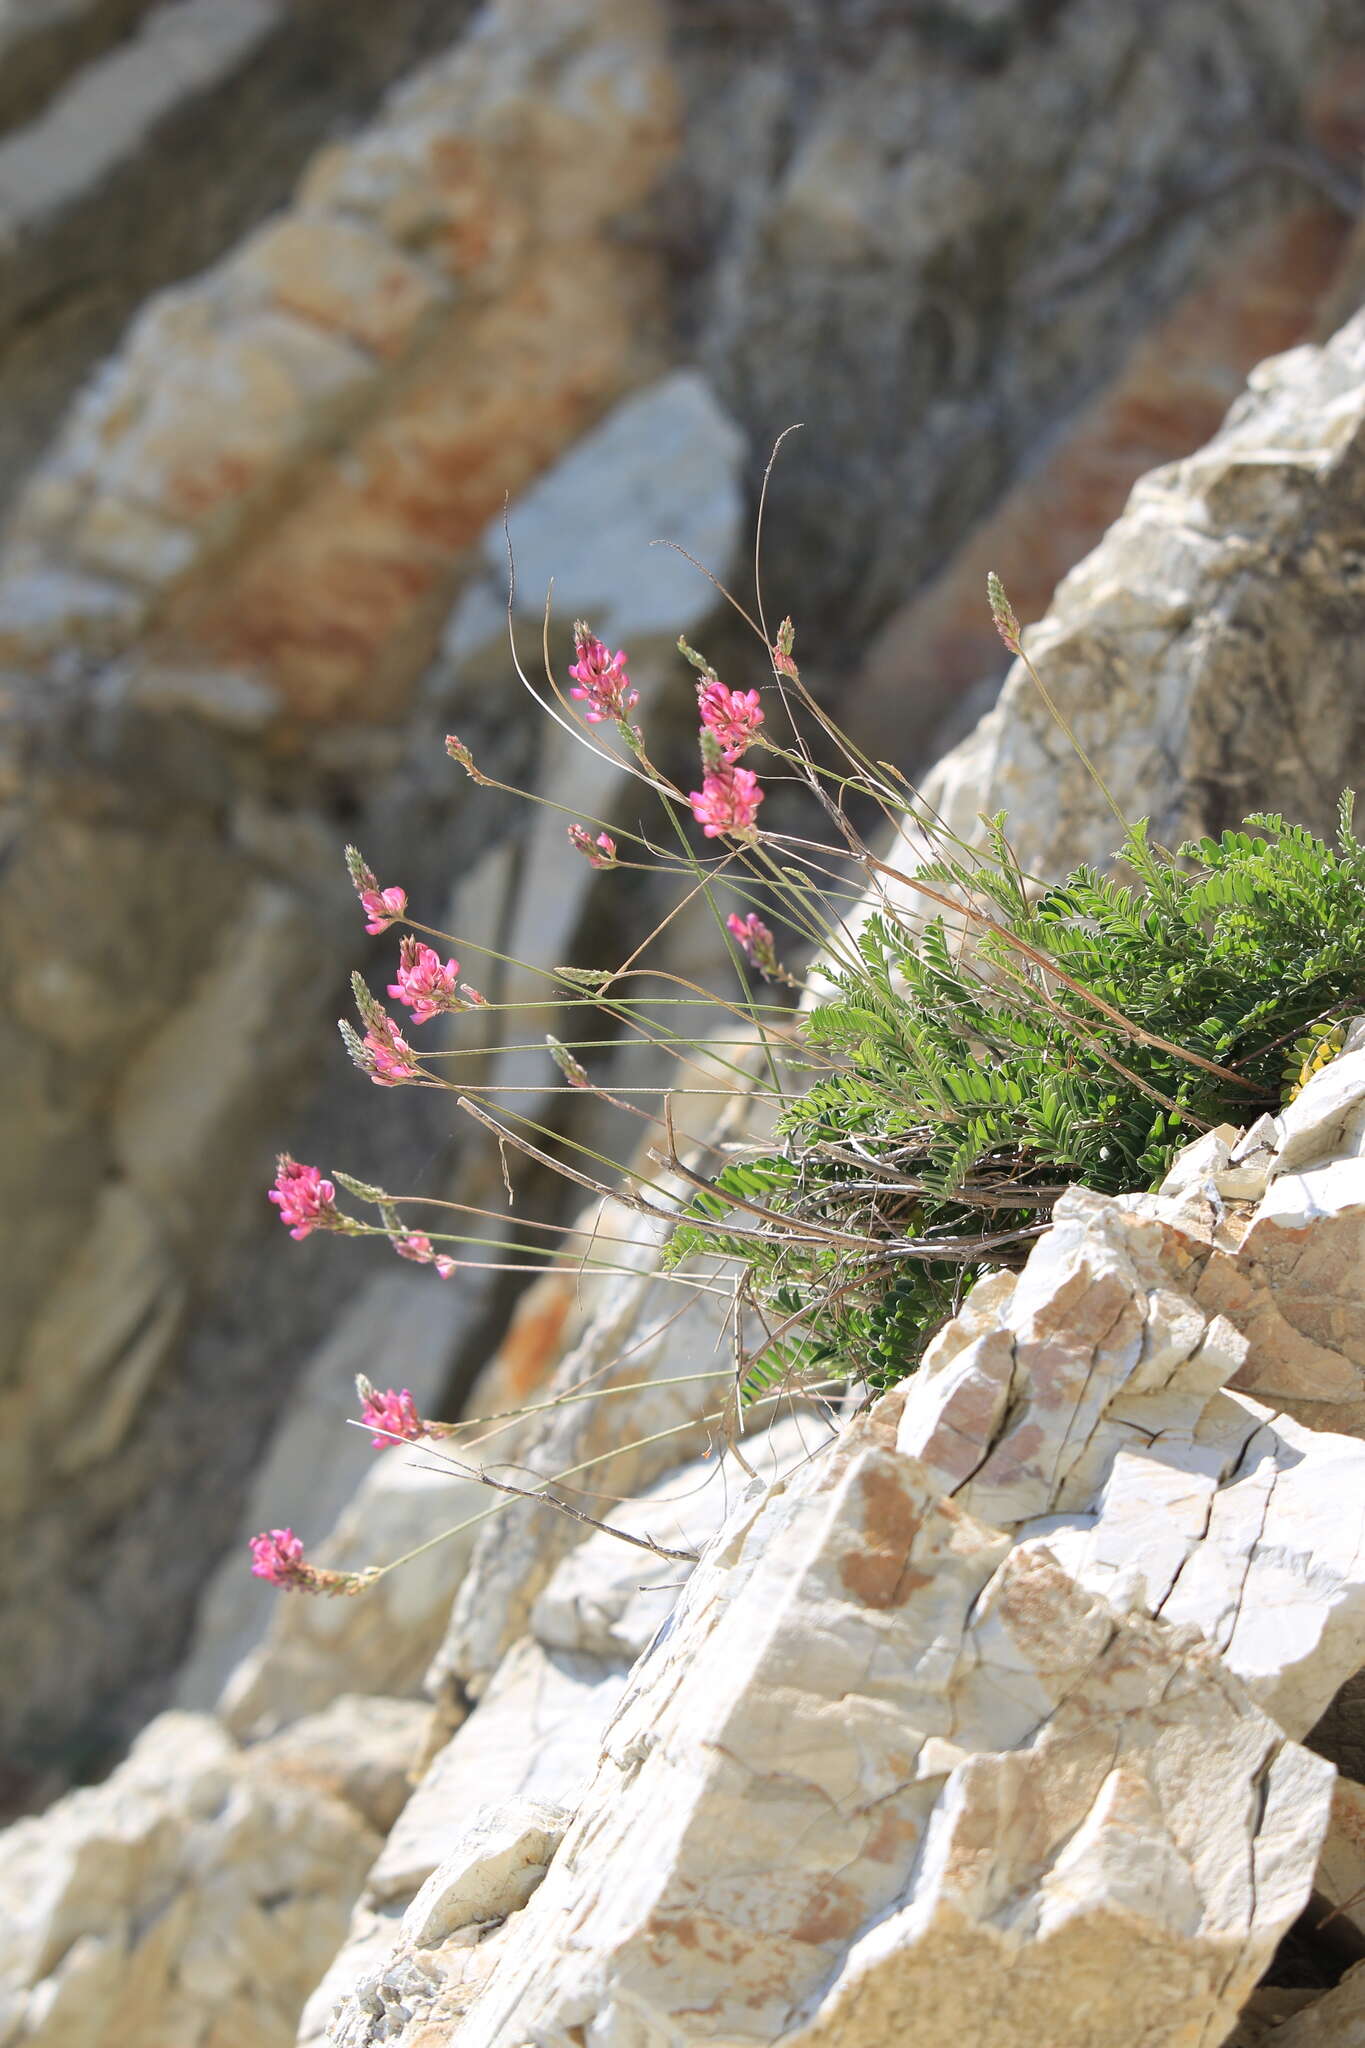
left=668, top=795, right=1365, bottom=1400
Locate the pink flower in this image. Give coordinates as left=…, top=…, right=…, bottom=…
left=360, top=886, right=408, bottom=936
left=345, top=846, right=408, bottom=932
left=269, top=1156, right=337, bottom=1239
left=392, top=1232, right=456, bottom=1279
left=363, top=1017, right=421, bottom=1086
left=688, top=764, right=764, bottom=839
left=698, top=679, right=763, bottom=761
left=248, top=1528, right=364, bottom=1596
left=249, top=1527, right=309, bottom=1587
left=388, top=938, right=461, bottom=1025
left=568, top=824, right=618, bottom=869
left=569, top=626, right=637, bottom=725
left=360, top=1385, right=424, bottom=1448
left=726, top=912, right=779, bottom=977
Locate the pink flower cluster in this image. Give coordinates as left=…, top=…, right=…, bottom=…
left=364, top=1014, right=421, bottom=1086
left=569, top=628, right=637, bottom=725
left=361, top=886, right=407, bottom=936
left=698, top=679, right=763, bottom=761
left=269, top=1156, right=337, bottom=1239
left=360, top=1384, right=424, bottom=1448
left=689, top=763, right=764, bottom=839
left=726, top=911, right=779, bottom=977
left=392, top=1232, right=455, bottom=1278
left=686, top=656, right=765, bottom=840
left=568, top=824, right=617, bottom=869
left=249, top=1528, right=310, bottom=1588
left=388, top=938, right=461, bottom=1025
left=247, top=1528, right=360, bottom=1595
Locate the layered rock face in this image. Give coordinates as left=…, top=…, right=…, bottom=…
left=3, top=0, right=1363, bottom=1787
left=4, top=2, right=1365, bottom=2036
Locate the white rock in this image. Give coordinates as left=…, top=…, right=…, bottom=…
left=306, top=1640, right=627, bottom=2045
left=1209, top=1053, right=1365, bottom=1435
left=530, top=1409, right=836, bottom=1664
left=437, top=1430, right=1332, bottom=2048
left=0, top=1710, right=381, bottom=2048
left=898, top=1184, right=1365, bottom=1736
left=399, top=1800, right=567, bottom=1949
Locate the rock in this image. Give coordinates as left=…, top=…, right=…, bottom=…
left=1311, top=1775, right=1365, bottom=1955
left=427, top=1219, right=738, bottom=1703
left=896, top=1179, right=1365, bottom=1738
left=1223, top=1048, right=1365, bottom=1432
left=676, top=0, right=1354, bottom=662
left=433, top=1427, right=1332, bottom=2047
left=0, top=0, right=539, bottom=525
left=321, top=1801, right=570, bottom=2048
left=398, top=1798, right=568, bottom=1948
left=852, top=203, right=1355, bottom=767
left=250, top=1695, right=429, bottom=1837
left=0, top=0, right=1360, bottom=1798
left=301, top=1639, right=631, bottom=2046
left=305, top=1411, right=828, bottom=2039
left=0, top=1709, right=383, bottom=2048
left=0, top=0, right=681, bottom=715
left=1236, top=1960, right=1365, bottom=2046
left=1225, top=1988, right=1321, bottom=2047
left=529, top=1409, right=836, bottom=1665
left=904, top=302, right=1365, bottom=895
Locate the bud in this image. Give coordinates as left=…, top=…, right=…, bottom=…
left=546, top=1035, right=590, bottom=1088
left=772, top=617, right=799, bottom=680
left=445, top=734, right=489, bottom=783
left=568, top=824, right=618, bottom=869
left=344, top=844, right=377, bottom=894
left=677, top=635, right=720, bottom=680
left=350, top=971, right=388, bottom=1035
left=986, top=571, right=1022, bottom=655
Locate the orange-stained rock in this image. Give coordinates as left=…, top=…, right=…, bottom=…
left=855, top=204, right=1353, bottom=760
left=163, top=243, right=664, bottom=719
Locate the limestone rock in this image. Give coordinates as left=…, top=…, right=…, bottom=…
left=1310, top=1775, right=1365, bottom=1956
left=0, top=0, right=680, bottom=712
left=248, top=1695, right=429, bottom=1838
left=305, top=1411, right=830, bottom=2040
left=1224, top=1047, right=1365, bottom=1433
left=529, top=1410, right=836, bottom=1666
left=905, top=302, right=1365, bottom=893
left=0, top=1709, right=384, bottom=2048
left=300, top=1639, right=630, bottom=2046
left=0, top=0, right=1359, bottom=1800
left=427, top=1229, right=740, bottom=1702
left=1237, top=1960, right=1365, bottom=2047
left=896, top=1179, right=1365, bottom=1738
left=431, top=1428, right=1332, bottom=2047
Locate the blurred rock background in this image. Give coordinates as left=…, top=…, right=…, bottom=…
left=2, top=0, right=1365, bottom=1814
